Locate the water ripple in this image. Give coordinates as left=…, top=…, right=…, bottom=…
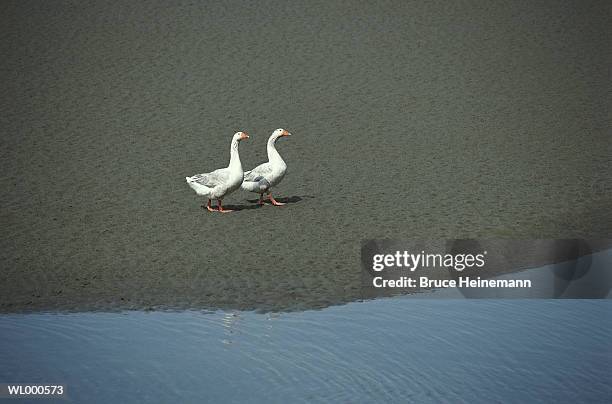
left=0, top=300, right=610, bottom=403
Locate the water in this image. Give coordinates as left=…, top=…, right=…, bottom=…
left=1, top=300, right=610, bottom=403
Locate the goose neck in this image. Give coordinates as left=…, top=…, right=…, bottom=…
left=229, top=139, right=242, bottom=171
left=267, top=137, right=284, bottom=165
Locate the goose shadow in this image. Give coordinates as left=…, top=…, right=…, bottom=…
left=224, top=195, right=315, bottom=211
left=217, top=203, right=262, bottom=211
left=246, top=194, right=315, bottom=204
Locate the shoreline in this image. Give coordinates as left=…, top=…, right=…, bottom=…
left=2, top=242, right=610, bottom=314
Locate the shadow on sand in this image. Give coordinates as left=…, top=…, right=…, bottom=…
left=223, top=195, right=315, bottom=211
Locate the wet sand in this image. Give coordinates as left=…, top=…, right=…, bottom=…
left=1, top=0, right=610, bottom=312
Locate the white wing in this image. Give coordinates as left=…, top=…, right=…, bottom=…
left=244, top=162, right=273, bottom=181
left=188, top=168, right=230, bottom=188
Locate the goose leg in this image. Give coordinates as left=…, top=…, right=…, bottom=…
left=203, top=199, right=218, bottom=212
left=217, top=199, right=234, bottom=213
left=258, top=193, right=265, bottom=206
left=267, top=192, right=285, bottom=206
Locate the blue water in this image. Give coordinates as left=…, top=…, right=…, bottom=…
left=1, top=300, right=610, bottom=403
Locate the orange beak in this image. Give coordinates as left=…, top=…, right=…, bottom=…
left=282, top=130, right=291, bottom=137
left=241, top=132, right=249, bottom=140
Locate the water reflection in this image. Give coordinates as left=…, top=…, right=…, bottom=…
left=221, top=311, right=240, bottom=345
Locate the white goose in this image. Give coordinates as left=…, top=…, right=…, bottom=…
left=186, top=131, right=249, bottom=213
left=241, top=128, right=291, bottom=206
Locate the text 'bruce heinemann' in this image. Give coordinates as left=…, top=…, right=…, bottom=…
left=371, top=251, right=532, bottom=289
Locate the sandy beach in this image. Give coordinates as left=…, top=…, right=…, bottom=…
left=1, top=0, right=610, bottom=312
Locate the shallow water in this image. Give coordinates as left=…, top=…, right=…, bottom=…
left=1, top=300, right=610, bottom=403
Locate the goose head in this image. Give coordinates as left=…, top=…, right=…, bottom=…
left=233, top=131, right=250, bottom=142
left=272, top=128, right=292, bottom=141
